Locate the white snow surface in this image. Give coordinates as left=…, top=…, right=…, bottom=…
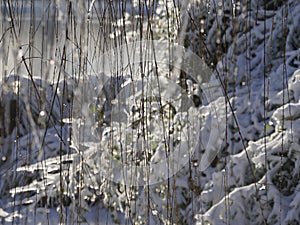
left=0, top=1, right=300, bottom=225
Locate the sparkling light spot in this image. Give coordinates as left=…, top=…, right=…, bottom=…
left=40, top=111, right=46, bottom=117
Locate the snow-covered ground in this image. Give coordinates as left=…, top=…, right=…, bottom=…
left=1, top=0, right=300, bottom=224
